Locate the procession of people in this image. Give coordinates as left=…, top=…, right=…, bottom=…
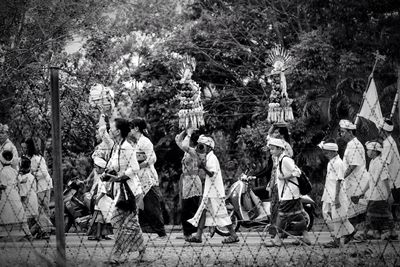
left=0, top=113, right=399, bottom=262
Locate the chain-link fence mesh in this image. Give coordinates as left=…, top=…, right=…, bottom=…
left=1, top=89, right=400, bottom=267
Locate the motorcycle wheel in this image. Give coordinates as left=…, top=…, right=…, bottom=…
left=303, top=206, right=314, bottom=231
left=64, top=215, right=74, bottom=233
left=215, top=210, right=240, bottom=237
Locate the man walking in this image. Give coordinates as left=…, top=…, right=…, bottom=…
left=321, top=140, right=355, bottom=247
left=380, top=119, right=400, bottom=195
left=187, top=135, right=239, bottom=244
left=339, top=119, right=368, bottom=242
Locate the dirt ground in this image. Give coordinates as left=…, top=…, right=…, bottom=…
left=1, top=238, right=399, bottom=267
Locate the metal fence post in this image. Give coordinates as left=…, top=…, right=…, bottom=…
left=50, top=67, right=66, bottom=266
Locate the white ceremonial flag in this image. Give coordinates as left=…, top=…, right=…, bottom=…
left=358, top=78, right=383, bottom=128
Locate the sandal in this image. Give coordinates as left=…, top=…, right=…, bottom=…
left=323, top=240, right=340, bottom=248
left=88, top=236, right=100, bottom=241
left=292, top=237, right=311, bottom=246
left=185, top=236, right=202, bottom=243
left=264, top=239, right=282, bottom=247
left=137, top=255, right=154, bottom=263
left=102, top=235, right=113, bottom=240
left=222, top=235, right=239, bottom=244
left=104, top=259, right=125, bottom=266
left=344, top=230, right=357, bottom=244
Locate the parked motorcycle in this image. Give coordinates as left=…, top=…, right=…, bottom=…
left=50, top=179, right=92, bottom=233
left=215, top=173, right=316, bottom=236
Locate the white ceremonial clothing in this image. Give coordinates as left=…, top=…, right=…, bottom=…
left=322, top=155, right=354, bottom=238
left=30, top=155, right=53, bottom=193
left=135, top=135, right=159, bottom=195
left=366, top=156, right=390, bottom=201
left=275, top=154, right=301, bottom=201
left=17, top=173, right=39, bottom=218
left=92, top=171, right=114, bottom=223
left=343, top=137, right=368, bottom=218
left=382, top=135, right=400, bottom=189
left=188, top=151, right=231, bottom=227
left=106, top=140, right=143, bottom=207
left=202, top=151, right=225, bottom=198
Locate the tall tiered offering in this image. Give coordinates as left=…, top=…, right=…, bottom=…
left=89, top=83, right=115, bottom=116
left=177, top=56, right=205, bottom=129
left=266, top=46, right=294, bottom=123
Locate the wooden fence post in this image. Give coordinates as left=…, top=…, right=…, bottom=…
left=50, top=67, right=66, bottom=266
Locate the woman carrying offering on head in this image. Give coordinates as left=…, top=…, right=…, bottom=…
left=175, top=127, right=202, bottom=239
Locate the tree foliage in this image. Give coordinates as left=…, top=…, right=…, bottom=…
left=1, top=1, right=400, bottom=221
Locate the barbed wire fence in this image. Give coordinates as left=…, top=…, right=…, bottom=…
left=1, top=69, right=400, bottom=267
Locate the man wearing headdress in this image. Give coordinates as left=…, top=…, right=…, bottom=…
left=320, top=140, right=354, bottom=247
left=338, top=119, right=368, bottom=242
left=379, top=119, right=400, bottom=192
left=0, top=124, right=19, bottom=170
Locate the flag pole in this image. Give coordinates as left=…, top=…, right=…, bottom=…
left=394, top=65, right=400, bottom=125
left=355, top=50, right=385, bottom=125
left=390, top=91, right=399, bottom=120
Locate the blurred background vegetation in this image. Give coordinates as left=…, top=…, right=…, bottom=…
left=1, top=0, right=400, bottom=223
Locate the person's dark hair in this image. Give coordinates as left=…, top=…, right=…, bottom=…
left=275, top=126, right=290, bottom=143
left=324, top=138, right=336, bottom=144
left=104, top=115, right=111, bottom=132
left=190, top=130, right=200, bottom=147
left=2, top=150, right=13, bottom=162
left=130, top=117, right=151, bottom=139
left=114, top=118, right=131, bottom=139
left=20, top=156, right=31, bottom=173
left=22, top=138, right=38, bottom=157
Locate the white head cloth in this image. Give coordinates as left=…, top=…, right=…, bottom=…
left=321, top=142, right=338, bottom=151
left=365, top=141, right=382, bottom=152
left=94, top=157, right=107, bottom=168
left=267, top=138, right=285, bottom=149
left=380, top=120, right=394, bottom=132
left=197, top=135, right=215, bottom=149
left=339, top=119, right=356, bottom=130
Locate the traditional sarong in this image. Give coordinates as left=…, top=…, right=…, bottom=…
left=188, top=197, right=231, bottom=227
left=181, top=196, right=200, bottom=236
left=366, top=200, right=395, bottom=231
left=276, top=199, right=306, bottom=235
left=268, top=182, right=279, bottom=236
left=111, top=208, right=144, bottom=260
left=322, top=202, right=354, bottom=238
left=138, top=186, right=166, bottom=236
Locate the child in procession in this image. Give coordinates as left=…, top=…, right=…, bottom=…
left=87, top=157, right=113, bottom=241
left=354, top=141, right=398, bottom=240
left=18, top=156, right=39, bottom=232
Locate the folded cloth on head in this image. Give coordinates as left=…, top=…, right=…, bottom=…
left=339, top=119, right=356, bottom=130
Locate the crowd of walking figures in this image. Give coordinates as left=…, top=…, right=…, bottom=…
left=0, top=114, right=400, bottom=264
